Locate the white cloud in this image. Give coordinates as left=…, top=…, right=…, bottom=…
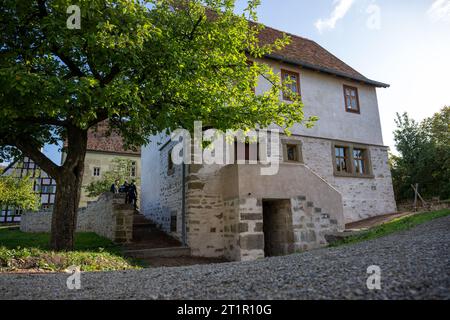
left=315, top=0, right=355, bottom=33
left=428, top=0, right=450, bottom=22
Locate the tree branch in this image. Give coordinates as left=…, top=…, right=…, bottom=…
left=37, top=0, right=85, bottom=79
left=188, top=15, right=204, bottom=40
left=14, top=116, right=69, bottom=127
left=12, top=137, right=61, bottom=178
left=101, top=65, right=120, bottom=86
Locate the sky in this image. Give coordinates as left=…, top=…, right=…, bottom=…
left=40, top=0, right=450, bottom=164
left=234, top=0, right=450, bottom=152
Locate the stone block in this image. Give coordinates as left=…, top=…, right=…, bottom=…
left=241, top=213, right=263, bottom=221
left=239, top=234, right=264, bottom=250
left=188, top=182, right=205, bottom=190
left=254, top=222, right=263, bottom=232
left=239, top=223, right=249, bottom=233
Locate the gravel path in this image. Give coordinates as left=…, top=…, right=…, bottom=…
left=1, top=216, right=449, bottom=300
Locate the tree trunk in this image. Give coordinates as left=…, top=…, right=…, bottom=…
left=50, top=128, right=87, bottom=251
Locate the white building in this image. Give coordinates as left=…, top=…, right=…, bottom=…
left=141, top=24, right=397, bottom=261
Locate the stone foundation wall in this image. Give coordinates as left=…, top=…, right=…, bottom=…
left=185, top=161, right=344, bottom=261
left=20, top=193, right=134, bottom=243
left=237, top=198, right=265, bottom=261
left=223, top=198, right=240, bottom=261
left=300, top=136, right=397, bottom=223
left=186, top=164, right=226, bottom=258
left=141, top=133, right=395, bottom=261
left=291, top=196, right=340, bottom=251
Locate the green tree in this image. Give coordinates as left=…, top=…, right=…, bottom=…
left=0, top=0, right=315, bottom=250
left=0, top=175, right=40, bottom=212
left=391, top=107, right=450, bottom=201
left=85, top=158, right=139, bottom=197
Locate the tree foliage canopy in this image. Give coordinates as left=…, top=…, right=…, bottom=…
left=0, top=0, right=314, bottom=163
left=0, top=0, right=316, bottom=250
left=390, top=106, right=450, bottom=201
left=0, top=175, right=41, bottom=211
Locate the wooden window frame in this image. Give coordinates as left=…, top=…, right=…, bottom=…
left=130, top=161, right=137, bottom=177
left=343, top=85, right=360, bottom=114
left=281, top=69, right=301, bottom=101
left=234, top=140, right=260, bottom=164
left=282, top=139, right=303, bottom=164
left=331, top=142, right=374, bottom=178
left=334, top=146, right=350, bottom=174
left=353, top=148, right=367, bottom=176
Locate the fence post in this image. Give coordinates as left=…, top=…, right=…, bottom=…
left=413, top=183, right=419, bottom=212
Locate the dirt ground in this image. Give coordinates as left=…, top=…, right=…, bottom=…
left=345, top=212, right=416, bottom=230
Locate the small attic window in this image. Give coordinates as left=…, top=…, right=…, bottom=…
left=281, top=69, right=300, bottom=100
left=344, top=85, right=360, bottom=114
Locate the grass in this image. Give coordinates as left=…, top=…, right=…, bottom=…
left=0, top=227, right=143, bottom=272
left=330, top=209, right=450, bottom=247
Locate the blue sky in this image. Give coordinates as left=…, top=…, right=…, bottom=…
left=233, top=0, right=450, bottom=151
left=42, top=0, right=450, bottom=164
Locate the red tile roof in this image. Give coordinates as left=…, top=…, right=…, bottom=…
left=256, top=24, right=389, bottom=87
left=86, top=121, right=141, bottom=155
left=205, top=9, right=388, bottom=87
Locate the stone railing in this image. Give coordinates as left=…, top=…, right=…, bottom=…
left=20, top=193, right=134, bottom=243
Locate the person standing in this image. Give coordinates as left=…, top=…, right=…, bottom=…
left=120, top=180, right=130, bottom=203
left=128, top=180, right=138, bottom=210
left=110, top=179, right=120, bottom=194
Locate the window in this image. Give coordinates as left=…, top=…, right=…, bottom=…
left=281, top=69, right=300, bottom=100
left=234, top=141, right=260, bottom=163
left=335, top=146, right=349, bottom=173
left=333, top=143, right=373, bottom=178
left=282, top=140, right=303, bottom=163
left=287, top=145, right=299, bottom=162
left=353, top=149, right=367, bottom=175
left=130, top=161, right=137, bottom=177
left=343, top=85, right=360, bottom=113
left=168, top=150, right=174, bottom=175
left=41, top=185, right=55, bottom=194
left=287, top=145, right=297, bottom=161
left=170, top=213, right=177, bottom=233
left=93, top=167, right=101, bottom=177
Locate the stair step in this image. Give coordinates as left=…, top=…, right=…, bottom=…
left=124, top=246, right=191, bottom=259
left=133, top=222, right=156, bottom=227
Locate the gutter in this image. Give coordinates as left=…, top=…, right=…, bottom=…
left=265, top=53, right=390, bottom=88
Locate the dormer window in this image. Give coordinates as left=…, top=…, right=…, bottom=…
left=343, top=85, right=360, bottom=114
left=281, top=69, right=300, bottom=100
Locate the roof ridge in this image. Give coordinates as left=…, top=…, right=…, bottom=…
left=257, top=22, right=316, bottom=44
left=258, top=22, right=367, bottom=80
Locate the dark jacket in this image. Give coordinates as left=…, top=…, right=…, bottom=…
left=110, top=184, right=119, bottom=194
left=128, top=184, right=137, bottom=199
left=119, top=184, right=130, bottom=194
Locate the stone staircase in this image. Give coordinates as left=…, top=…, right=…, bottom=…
left=123, top=212, right=191, bottom=260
